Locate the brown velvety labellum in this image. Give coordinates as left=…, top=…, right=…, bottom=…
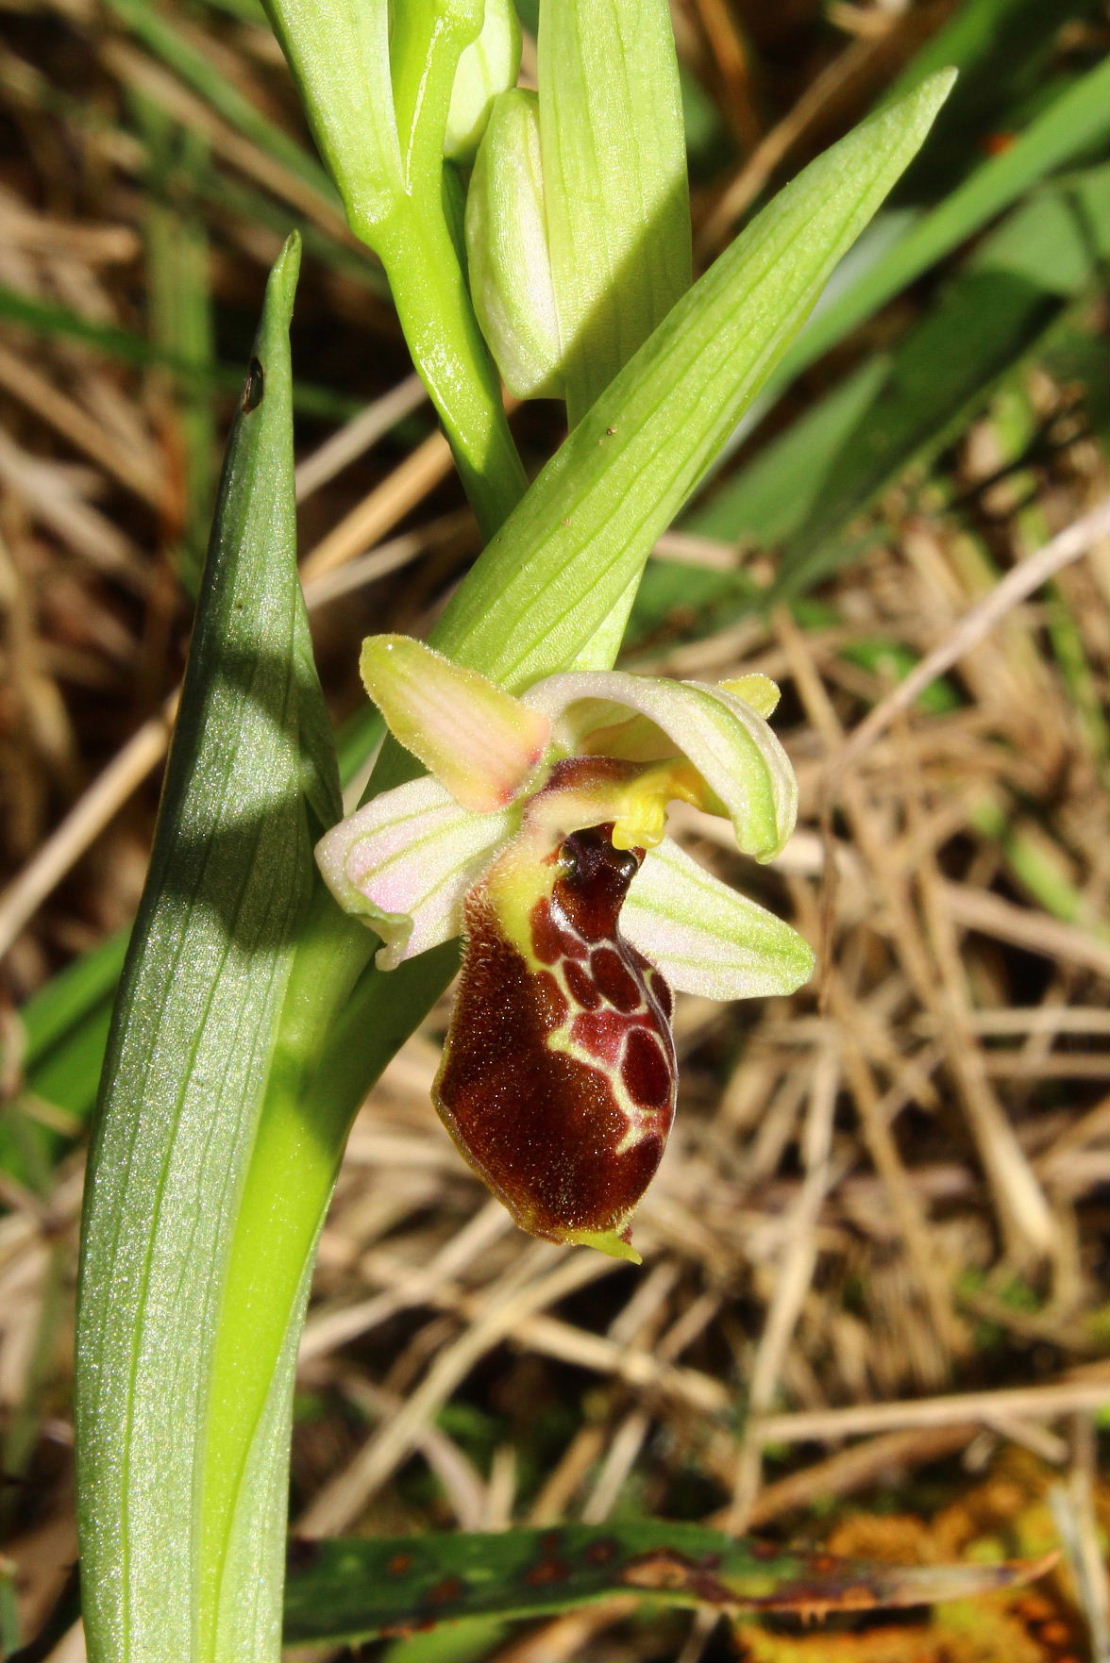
left=434, top=826, right=677, bottom=1242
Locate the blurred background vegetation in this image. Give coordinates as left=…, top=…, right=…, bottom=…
left=0, top=1, right=1106, bottom=1658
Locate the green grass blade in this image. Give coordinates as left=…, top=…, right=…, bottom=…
left=138, top=99, right=218, bottom=593
left=103, top=0, right=338, bottom=205
left=283, top=1522, right=1051, bottom=1644
left=773, top=165, right=1109, bottom=593
left=778, top=57, right=1109, bottom=386
left=636, top=164, right=1109, bottom=628
left=74, top=233, right=339, bottom=1663
left=0, top=284, right=361, bottom=420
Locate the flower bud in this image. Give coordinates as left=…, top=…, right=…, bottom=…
left=464, top=88, right=563, bottom=399
left=444, top=0, right=522, bottom=162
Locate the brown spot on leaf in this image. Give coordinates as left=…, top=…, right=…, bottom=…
left=425, top=1575, right=465, bottom=1607
left=585, top=1537, right=619, bottom=1566
left=525, top=1554, right=571, bottom=1586
left=621, top=1549, right=734, bottom=1604
left=241, top=356, right=264, bottom=411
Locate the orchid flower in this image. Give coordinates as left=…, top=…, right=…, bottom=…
left=316, top=637, right=814, bottom=1260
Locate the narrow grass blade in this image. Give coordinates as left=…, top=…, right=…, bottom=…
left=778, top=58, right=1109, bottom=386
left=75, top=234, right=339, bottom=1663
left=0, top=285, right=361, bottom=419
left=138, top=98, right=217, bottom=593
left=283, top=1522, right=1056, bottom=1644
left=773, top=165, right=1110, bottom=593
left=103, top=0, right=337, bottom=204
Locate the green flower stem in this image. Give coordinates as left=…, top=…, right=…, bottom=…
left=376, top=199, right=527, bottom=538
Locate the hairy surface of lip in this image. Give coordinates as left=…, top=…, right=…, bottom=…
left=434, top=825, right=676, bottom=1245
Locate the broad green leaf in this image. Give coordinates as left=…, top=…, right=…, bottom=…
left=282, top=1521, right=1054, bottom=1644
left=539, top=0, right=691, bottom=424
left=75, top=235, right=339, bottom=1663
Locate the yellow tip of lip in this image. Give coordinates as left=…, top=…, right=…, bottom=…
left=561, top=1227, right=642, bottom=1264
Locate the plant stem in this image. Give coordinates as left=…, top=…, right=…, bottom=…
left=377, top=198, right=527, bottom=538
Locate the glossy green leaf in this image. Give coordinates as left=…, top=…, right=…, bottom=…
left=283, top=1521, right=1054, bottom=1644
left=539, top=0, right=691, bottom=424
left=74, top=235, right=339, bottom=1663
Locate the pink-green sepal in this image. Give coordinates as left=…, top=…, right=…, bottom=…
left=522, top=670, right=797, bottom=861
left=314, top=775, right=511, bottom=969
left=624, top=837, right=815, bottom=1000
left=360, top=634, right=551, bottom=813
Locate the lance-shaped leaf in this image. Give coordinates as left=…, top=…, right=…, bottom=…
left=623, top=836, right=814, bottom=1000
left=539, top=0, right=691, bottom=424
left=283, top=1521, right=1058, bottom=1645
left=433, top=71, right=958, bottom=690
left=75, top=236, right=338, bottom=1663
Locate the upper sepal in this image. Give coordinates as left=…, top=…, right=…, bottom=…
left=360, top=634, right=551, bottom=812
